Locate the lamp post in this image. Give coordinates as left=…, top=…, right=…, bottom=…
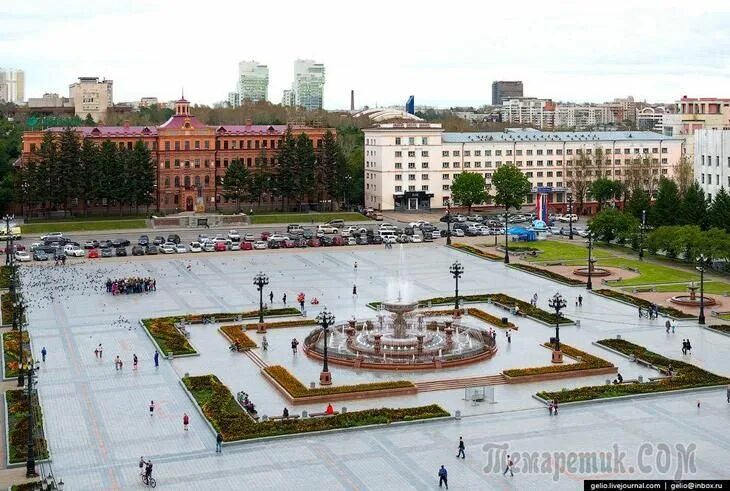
left=252, top=272, right=269, bottom=324
left=567, top=195, right=574, bottom=240
left=445, top=199, right=452, bottom=245
left=586, top=231, right=594, bottom=291
left=16, top=301, right=25, bottom=388
left=696, top=255, right=706, bottom=325
left=449, top=261, right=464, bottom=311
left=316, top=308, right=335, bottom=385
left=3, top=214, right=14, bottom=265
left=548, top=293, right=566, bottom=363
left=25, top=360, right=39, bottom=478
left=639, top=209, right=646, bottom=261
left=503, top=210, right=510, bottom=264
left=343, top=175, right=352, bottom=210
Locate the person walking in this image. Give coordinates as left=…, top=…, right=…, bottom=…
left=269, top=291, right=274, bottom=304
left=578, top=295, right=583, bottom=307
left=183, top=412, right=189, bottom=431
left=553, top=400, right=559, bottom=415
left=154, top=350, right=159, bottom=367
left=262, top=335, right=269, bottom=351
left=438, top=465, right=448, bottom=488
left=354, top=261, right=358, bottom=270
left=503, top=454, right=514, bottom=477
left=282, top=293, right=287, bottom=305
left=665, top=320, right=671, bottom=333
left=216, top=432, right=223, bottom=453
left=291, top=338, right=299, bottom=355
left=98, top=344, right=103, bottom=359
left=149, top=400, right=155, bottom=416
left=506, top=330, right=511, bottom=344
left=115, top=355, right=121, bottom=370
left=352, top=284, right=357, bottom=296
left=726, top=384, right=729, bottom=403
left=133, top=353, right=138, bottom=370
left=456, top=437, right=465, bottom=459
left=41, top=346, right=47, bottom=363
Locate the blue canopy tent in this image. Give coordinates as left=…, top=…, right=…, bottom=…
left=507, top=226, right=536, bottom=241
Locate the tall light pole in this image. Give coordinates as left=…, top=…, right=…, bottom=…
left=586, top=231, right=594, bottom=291
left=343, top=175, right=352, bottom=211
left=639, top=209, right=646, bottom=261
left=449, top=261, right=464, bottom=311
left=548, top=293, right=566, bottom=364
left=252, top=272, right=269, bottom=324
left=4, top=214, right=15, bottom=265
left=503, top=209, right=510, bottom=264
left=696, top=255, right=706, bottom=325
left=567, top=194, right=574, bottom=240
left=445, top=199, right=452, bottom=246
left=25, top=361, right=39, bottom=478
left=16, top=301, right=26, bottom=387
left=316, top=308, right=335, bottom=385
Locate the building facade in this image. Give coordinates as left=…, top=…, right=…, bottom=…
left=491, top=81, right=523, bottom=105
left=21, top=98, right=330, bottom=212
left=290, top=59, right=325, bottom=110
left=663, top=96, right=730, bottom=161
left=694, top=128, right=730, bottom=201
left=237, top=61, right=269, bottom=103
left=69, top=77, right=113, bottom=122
left=0, top=68, right=25, bottom=103
left=501, top=98, right=556, bottom=129
left=363, top=123, right=684, bottom=213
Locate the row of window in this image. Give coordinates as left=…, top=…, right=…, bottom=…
left=161, top=157, right=276, bottom=169
left=394, top=150, right=429, bottom=158
left=394, top=137, right=429, bottom=146
left=440, top=147, right=668, bottom=157
left=163, top=175, right=213, bottom=188
left=701, top=173, right=730, bottom=187
left=700, top=155, right=730, bottom=167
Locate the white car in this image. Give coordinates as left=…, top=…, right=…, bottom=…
left=559, top=214, right=578, bottom=223
left=243, top=233, right=255, bottom=242
left=230, top=242, right=241, bottom=251
left=253, top=240, right=267, bottom=250
left=270, top=233, right=290, bottom=242
left=159, top=244, right=176, bottom=254
left=347, top=237, right=357, bottom=245
left=189, top=242, right=203, bottom=253
left=411, top=235, right=423, bottom=243
left=30, top=242, right=43, bottom=251
left=455, top=215, right=467, bottom=222
left=316, top=225, right=338, bottom=234
left=341, top=226, right=358, bottom=237
left=64, top=245, right=85, bottom=257
left=175, top=244, right=188, bottom=254
left=40, top=232, right=64, bottom=241
left=453, top=229, right=465, bottom=237
left=201, top=241, right=215, bottom=252
left=198, top=234, right=209, bottom=243
left=379, top=223, right=396, bottom=231
left=14, top=250, right=31, bottom=262
left=227, top=230, right=240, bottom=241
left=431, top=230, right=442, bottom=239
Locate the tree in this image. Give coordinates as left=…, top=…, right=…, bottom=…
left=294, top=132, right=316, bottom=207
left=491, top=164, right=531, bottom=211
left=588, top=209, right=639, bottom=243
left=36, top=131, right=58, bottom=210
left=56, top=127, right=83, bottom=214
left=276, top=126, right=297, bottom=209
left=129, top=140, right=155, bottom=212
left=651, top=177, right=679, bottom=227
left=625, top=186, right=650, bottom=221
left=79, top=139, right=100, bottom=216
left=674, top=155, right=694, bottom=195
left=84, top=113, right=96, bottom=126
left=708, top=187, right=730, bottom=233
left=450, top=172, right=487, bottom=213
left=678, top=181, right=707, bottom=229
left=589, top=178, right=620, bottom=211
left=318, top=130, right=347, bottom=206
left=97, top=140, right=119, bottom=213
left=222, top=159, right=250, bottom=211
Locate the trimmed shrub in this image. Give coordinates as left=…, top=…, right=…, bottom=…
left=504, top=343, right=612, bottom=377
left=509, top=264, right=584, bottom=286
left=141, top=317, right=196, bottom=355
left=595, top=289, right=695, bottom=319
left=243, top=319, right=318, bottom=330
left=6, top=389, right=49, bottom=464
left=3, top=331, right=31, bottom=378
left=466, top=308, right=517, bottom=329
left=451, top=243, right=502, bottom=260
left=220, top=325, right=257, bottom=349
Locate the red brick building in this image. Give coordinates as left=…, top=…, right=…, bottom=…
left=21, top=97, right=331, bottom=212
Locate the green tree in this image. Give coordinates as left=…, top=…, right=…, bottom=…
left=222, top=159, right=250, bottom=211
left=708, top=187, right=730, bottom=233
left=589, top=178, right=621, bottom=211
left=625, top=186, right=650, bottom=221
left=491, top=164, right=531, bottom=211
left=97, top=140, right=119, bottom=213
left=318, top=130, right=348, bottom=206
left=84, top=113, right=96, bottom=126
left=678, top=181, right=707, bottom=229
left=337, top=125, right=364, bottom=207
left=56, top=127, right=83, bottom=214
left=651, top=177, right=679, bottom=227
left=588, top=209, right=639, bottom=243
left=276, top=126, right=297, bottom=209
left=450, top=172, right=487, bottom=213
left=295, top=132, right=316, bottom=208
left=129, top=140, right=155, bottom=212
left=36, top=131, right=58, bottom=210
left=79, top=139, right=101, bottom=216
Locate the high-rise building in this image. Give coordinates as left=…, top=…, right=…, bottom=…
left=695, top=128, right=730, bottom=200
left=492, top=81, right=523, bottom=105
left=663, top=96, right=730, bottom=160
left=237, top=61, right=269, bottom=103
left=0, top=68, right=25, bottom=103
left=501, top=98, right=556, bottom=129
left=227, top=92, right=240, bottom=108
left=291, top=59, right=325, bottom=111
left=69, top=77, right=113, bottom=122
left=281, top=89, right=295, bottom=107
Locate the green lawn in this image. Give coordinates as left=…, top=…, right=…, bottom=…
left=645, top=281, right=730, bottom=295
left=519, top=240, right=613, bottom=262
left=601, top=258, right=698, bottom=286
left=21, top=219, right=147, bottom=235
left=249, top=212, right=370, bottom=225
left=24, top=214, right=148, bottom=223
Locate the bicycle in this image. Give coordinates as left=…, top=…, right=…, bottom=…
left=141, top=474, right=156, bottom=488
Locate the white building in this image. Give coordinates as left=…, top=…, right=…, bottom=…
left=501, top=98, right=556, bottom=129
left=363, top=123, right=684, bottom=212
left=290, top=59, right=325, bottom=111
left=636, top=106, right=666, bottom=132
left=69, top=77, right=113, bottom=122
left=281, top=89, right=295, bottom=107
left=227, top=91, right=240, bottom=108
left=0, top=68, right=25, bottom=103
left=694, top=128, right=730, bottom=201
left=237, top=61, right=269, bottom=103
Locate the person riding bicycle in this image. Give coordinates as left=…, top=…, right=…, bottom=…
left=145, top=460, right=153, bottom=479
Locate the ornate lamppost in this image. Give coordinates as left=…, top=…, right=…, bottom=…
left=639, top=209, right=646, bottom=261
left=567, top=194, right=574, bottom=240
left=449, top=261, right=464, bottom=311
left=445, top=199, right=452, bottom=246
left=316, top=308, right=335, bottom=385
left=16, top=300, right=26, bottom=387
left=696, top=255, right=707, bottom=325
left=503, top=210, right=510, bottom=264
left=548, top=293, right=566, bottom=363
left=3, top=214, right=14, bottom=265
left=252, top=272, right=269, bottom=325
left=586, top=231, right=594, bottom=291
left=25, top=360, right=40, bottom=477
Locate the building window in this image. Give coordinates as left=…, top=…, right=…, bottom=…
left=164, top=177, right=170, bottom=187
left=164, top=160, right=170, bottom=169
left=408, top=174, right=416, bottom=181
left=421, top=185, right=429, bottom=191
left=408, top=163, right=416, bottom=169
left=205, top=175, right=210, bottom=186
left=395, top=151, right=402, bottom=157
left=194, top=159, right=200, bottom=168
left=395, top=137, right=401, bottom=145
left=421, top=137, right=428, bottom=145
left=495, top=150, right=502, bottom=156
left=442, top=162, right=449, bottom=168
left=453, top=162, right=460, bottom=168
left=395, top=185, right=402, bottom=192
left=443, top=174, right=450, bottom=180
left=442, top=185, right=450, bottom=191
left=464, top=162, right=471, bottom=168
left=474, top=150, right=481, bottom=156
left=408, top=185, right=416, bottom=191
left=175, top=141, right=180, bottom=151
left=526, top=149, right=533, bottom=156
left=422, top=151, right=429, bottom=157
left=174, top=159, right=180, bottom=168
left=408, top=137, right=415, bottom=145
left=174, top=176, right=180, bottom=187
left=506, top=150, right=512, bottom=156
left=474, top=162, right=482, bottom=168
left=395, top=163, right=402, bottom=169
left=408, top=151, right=416, bottom=157
left=464, top=150, right=471, bottom=157
left=164, top=141, right=170, bottom=151
left=421, top=162, right=429, bottom=169
left=184, top=141, right=190, bottom=151
left=422, top=174, right=429, bottom=180
left=453, top=151, right=460, bottom=157
left=395, top=174, right=402, bottom=181
left=442, top=150, right=449, bottom=157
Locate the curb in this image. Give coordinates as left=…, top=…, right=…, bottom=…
left=703, top=325, right=730, bottom=338
left=138, top=320, right=200, bottom=359
left=532, top=385, right=726, bottom=408
left=505, top=264, right=584, bottom=288
left=178, top=379, right=219, bottom=437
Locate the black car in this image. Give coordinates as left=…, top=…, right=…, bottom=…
left=44, top=237, right=71, bottom=246
left=138, top=235, right=150, bottom=246
left=302, top=230, right=313, bottom=240
left=153, top=236, right=165, bottom=245
left=132, top=245, right=146, bottom=256
left=404, top=226, right=415, bottom=236
left=38, top=245, right=57, bottom=254
left=440, top=215, right=457, bottom=223
left=267, top=240, right=281, bottom=249
left=112, top=238, right=130, bottom=248
left=167, top=234, right=181, bottom=244
left=115, top=247, right=127, bottom=257
left=369, top=235, right=383, bottom=245
left=101, top=248, right=113, bottom=258
left=357, top=236, right=369, bottom=245
left=146, top=245, right=159, bottom=255
left=83, top=239, right=100, bottom=249
left=33, top=250, right=49, bottom=261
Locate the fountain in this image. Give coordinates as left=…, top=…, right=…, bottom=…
left=573, top=257, right=611, bottom=277
left=669, top=282, right=717, bottom=307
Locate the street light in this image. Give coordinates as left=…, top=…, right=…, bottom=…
left=586, top=231, right=594, bottom=291
left=445, top=199, right=452, bottom=246
left=449, top=261, right=464, bottom=311
left=3, top=214, right=14, bottom=265
left=343, top=176, right=353, bottom=210
left=16, top=301, right=25, bottom=388
left=25, top=360, right=40, bottom=478
left=696, top=255, right=707, bottom=325
left=503, top=210, right=510, bottom=264
left=548, top=293, right=566, bottom=364
left=316, top=308, right=335, bottom=385
left=639, top=209, right=646, bottom=261
left=567, top=194, right=574, bottom=240
left=252, top=272, right=269, bottom=324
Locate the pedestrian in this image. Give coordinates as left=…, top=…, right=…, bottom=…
left=665, top=320, right=671, bottom=333
left=503, top=454, right=514, bottom=477
left=133, top=353, right=138, bottom=369
left=41, top=346, right=47, bottom=363
left=553, top=400, right=559, bottom=415
left=506, top=330, right=511, bottom=344
left=98, top=343, right=103, bottom=359
left=283, top=407, right=289, bottom=418
left=438, top=465, right=448, bottom=488
left=216, top=432, right=223, bottom=453
left=672, top=321, right=676, bottom=334
left=548, top=401, right=554, bottom=416
left=154, top=350, right=159, bottom=367
left=726, top=384, right=729, bottom=403
left=354, top=261, right=358, bottom=270
left=282, top=293, right=287, bottom=305
left=682, top=339, right=687, bottom=355
left=149, top=400, right=155, bottom=416
left=686, top=339, right=692, bottom=353
left=262, top=335, right=269, bottom=351
left=353, top=284, right=357, bottom=296
left=578, top=295, right=583, bottom=307
left=456, top=437, right=465, bottom=459
left=291, top=338, right=299, bottom=354
left=269, top=291, right=274, bottom=304
left=183, top=412, right=189, bottom=431
left=697, top=400, right=701, bottom=409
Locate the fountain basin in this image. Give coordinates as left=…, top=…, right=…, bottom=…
left=669, top=295, right=717, bottom=307
left=573, top=267, right=611, bottom=277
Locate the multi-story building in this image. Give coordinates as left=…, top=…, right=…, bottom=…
left=227, top=91, right=240, bottom=108
left=237, top=61, right=269, bottom=103
left=491, top=81, right=523, bottom=105
left=636, top=106, right=667, bottom=132
left=21, top=97, right=331, bottom=212
left=501, top=98, right=556, bottom=129
left=69, top=77, right=113, bottom=122
left=289, top=59, right=325, bottom=111
left=694, top=128, right=730, bottom=201
left=0, top=68, right=25, bottom=103
left=281, top=89, right=295, bottom=107
left=663, top=96, right=730, bottom=161
left=363, top=123, right=684, bottom=213
left=27, top=93, right=73, bottom=109
left=555, top=104, right=607, bottom=130
left=139, top=97, right=159, bottom=108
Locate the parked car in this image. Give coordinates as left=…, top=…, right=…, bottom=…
left=453, top=228, right=465, bottom=237
left=326, top=219, right=345, bottom=228
left=243, top=233, right=255, bottom=242
left=101, top=248, right=114, bottom=258
left=260, top=231, right=272, bottom=241
left=287, top=224, right=304, bottom=235
left=33, top=250, right=49, bottom=261
left=369, top=235, right=383, bottom=245
left=175, top=244, right=188, bottom=253
left=227, top=230, right=240, bottom=241
left=153, top=236, right=165, bottom=245
left=202, top=241, right=215, bottom=252
left=270, top=233, right=289, bottom=242
left=84, top=240, right=99, bottom=249
left=332, top=236, right=346, bottom=246
left=317, top=224, right=339, bottom=234
left=115, top=247, right=127, bottom=257
left=294, top=238, right=308, bottom=248
left=307, top=238, right=321, bottom=247
left=431, top=230, right=441, bottom=239
left=99, top=239, right=113, bottom=249
left=357, top=236, right=369, bottom=245
left=111, top=238, right=130, bottom=248
left=373, top=212, right=384, bottom=221
left=14, top=250, right=31, bottom=262
left=253, top=240, right=267, bottom=250
left=320, top=236, right=333, bottom=246
left=138, top=235, right=150, bottom=246
left=241, top=241, right=253, bottom=250
left=346, top=237, right=357, bottom=246
left=282, top=239, right=296, bottom=248
left=189, top=242, right=203, bottom=253
left=40, top=232, right=64, bottom=241
left=131, top=245, right=146, bottom=256
left=159, top=244, right=176, bottom=254
left=87, top=248, right=99, bottom=259
left=411, top=235, right=423, bottom=243
left=64, top=245, right=85, bottom=257
left=212, top=241, right=225, bottom=252
left=230, top=242, right=241, bottom=251
left=146, top=245, right=158, bottom=255
left=167, top=234, right=181, bottom=244
left=559, top=214, right=578, bottom=223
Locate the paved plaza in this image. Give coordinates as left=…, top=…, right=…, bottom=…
left=15, top=245, right=730, bottom=489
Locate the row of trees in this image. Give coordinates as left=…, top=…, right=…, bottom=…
left=647, top=225, right=730, bottom=263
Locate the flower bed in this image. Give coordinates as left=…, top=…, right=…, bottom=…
left=0, top=265, right=12, bottom=289
left=183, top=307, right=301, bottom=324
left=466, top=308, right=516, bottom=329
left=183, top=374, right=448, bottom=441
left=594, top=289, right=695, bottom=319
left=536, top=339, right=729, bottom=403
left=6, top=389, right=49, bottom=464
left=242, top=319, right=318, bottom=330
left=706, top=325, right=730, bottom=334
left=503, top=343, right=612, bottom=377
left=1, top=293, right=13, bottom=325
left=220, top=325, right=257, bottom=349
left=3, top=331, right=30, bottom=378
left=509, top=264, right=584, bottom=286
left=450, top=243, right=502, bottom=260
left=263, top=365, right=414, bottom=398
left=141, top=317, right=196, bottom=355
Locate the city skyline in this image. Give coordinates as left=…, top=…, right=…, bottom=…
left=2, top=1, right=730, bottom=109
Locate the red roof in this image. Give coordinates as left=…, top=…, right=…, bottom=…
left=46, top=126, right=157, bottom=137
left=158, top=114, right=208, bottom=130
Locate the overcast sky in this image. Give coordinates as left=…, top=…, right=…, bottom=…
left=2, top=0, right=730, bottom=110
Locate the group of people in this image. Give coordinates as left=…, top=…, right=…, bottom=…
left=682, top=339, right=693, bottom=355
left=106, top=277, right=156, bottom=295
left=638, top=303, right=660, bottom=319
left=548, top=399, right=559, bottom=416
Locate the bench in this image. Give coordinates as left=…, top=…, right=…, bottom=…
left=545, top=261, right=563, bottom=266
left=632, top=287, right=655, bottom=293
left=626, top=267, right=640, bottom=273
left=174, top=323, right=191, bottom=339
left=268, top=415, right=301, bottom=421
left=309, top=411, right=340, bottom=418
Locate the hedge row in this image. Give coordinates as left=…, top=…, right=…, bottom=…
left=141, top=317, right=196, bottom=355
left=451, top=243, right=502, bottom=260
left=0, top=265, right=12, bottom=289
left=706, top=325, right=730, bottom=334
left=536, top=339, right=729, bottom=403
left=509, top=264, right=585, bottom=286
left=466, top=308, right=516, bottom=329
left=503, top=343, right=612, bottom=377
left=183, top=374, right=448, bottom=441
left=243, top=319, right=318, bottom=330
left=594, top=289, right=695, bottom=319
left=3, top=331, right=30, bottom=378
left=263, top=365, right=414, bottom=398
left=220, top=325, right=257, bottom=349
left=182, top=307, right=301, bottom=323
left=6, top=389, right=49, bottom=464
left=1, top=293, right=13, bottom=325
